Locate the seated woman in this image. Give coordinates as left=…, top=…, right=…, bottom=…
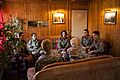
left=81, top=29, right=93, bottom=53
left=57, top=30, right=70, bottom=53
left=67, top=38, right=85, bottom=61
left=27, top=33, right=39, bottom=55
left=27, top=33, right=39, bottom=63
left=27, top=39, right=61, bottom=80
left=88, top=31, right=105, bottom=57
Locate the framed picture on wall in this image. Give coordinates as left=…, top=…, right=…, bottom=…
left=104, top=11, right=117, bottom=24
left=53, top=13, right=65, bottom=24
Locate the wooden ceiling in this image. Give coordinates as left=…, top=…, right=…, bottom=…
left=3, top=0, right=90, bottom=2
left=48, top=0, right=90, bottom=2
left=53, top=0, right=89, bottom=1
left=71, top=0, right=88, bottom=1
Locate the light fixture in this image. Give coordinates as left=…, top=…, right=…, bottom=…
left=54, top=12, right=64, bottom=18
left=104, top=10, right=111, bottom=11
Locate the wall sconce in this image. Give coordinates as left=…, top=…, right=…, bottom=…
left=104, top=10, right=111, bottom=11
left=55, top=12, right=64, bottom=17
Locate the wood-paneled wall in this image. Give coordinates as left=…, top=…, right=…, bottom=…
left=88, top=0, right=120, bottom=56
left=3, top=0, right=120, bottom=56
left=3, top=0, right=88, bottom=39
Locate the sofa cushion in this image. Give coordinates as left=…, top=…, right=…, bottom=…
left=27, top=67, right=35, bottom=80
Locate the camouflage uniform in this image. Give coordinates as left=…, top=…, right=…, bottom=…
left=35, top=50, right=61, bottom=72
left=27, top=39, right=39, bottom=54
left=57, top=37, right=70, bottom=53
left=88, top=39, right=105, bottom=57
left=81, top=35, right=93, bottom=48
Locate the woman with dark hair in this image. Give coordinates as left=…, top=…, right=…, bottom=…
left=27, top=33, right=39, bottom=55
left=57, top=30, right=70, bottom=53
left=87, top=31, right=105, bottom=57
left=57, top=30, right=70, bottom=61
left=81, top=29, right=93, bottom=53
left=27, top=33, right=40, bottom=63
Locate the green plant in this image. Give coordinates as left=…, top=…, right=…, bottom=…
left=0, top=16, right=25, bottom=71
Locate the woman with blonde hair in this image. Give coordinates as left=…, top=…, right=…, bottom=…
left=67, top=38, right=80, bottom=55
left=67, top=38, right=85, bottom=60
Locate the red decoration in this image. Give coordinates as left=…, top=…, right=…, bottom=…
left=0, top=8, right=4, bottom=53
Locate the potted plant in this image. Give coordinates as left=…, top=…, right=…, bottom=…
left=0, top=16, right=25, bottom=79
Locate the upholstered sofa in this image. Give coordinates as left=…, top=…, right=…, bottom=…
left=29, top=55, right=120, bottom=80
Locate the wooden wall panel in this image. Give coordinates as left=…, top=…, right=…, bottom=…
left=25, top=2, right=49, bottom=38
left=49, top=2, right=69, bottom=36
left=70, top=2, right=88, bottom=10
left=88, top=0, right=120, bottom=56
left=3, top=0, right=88, bottom=39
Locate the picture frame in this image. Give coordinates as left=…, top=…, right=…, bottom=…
left=104, top=11, right=117, bottom=24
left=28, top=21, right=48, bottom=27
left=52, top=13, right=65, bottom=24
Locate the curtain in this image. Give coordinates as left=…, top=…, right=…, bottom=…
left=0, top=7, right=4, bottom=52
left=0, top=7, right=3, bottom=29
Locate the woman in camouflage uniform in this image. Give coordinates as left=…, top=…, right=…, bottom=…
left=81, top=29, right=93, bottom=53
left=88, top=31, right=105, bottom=57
